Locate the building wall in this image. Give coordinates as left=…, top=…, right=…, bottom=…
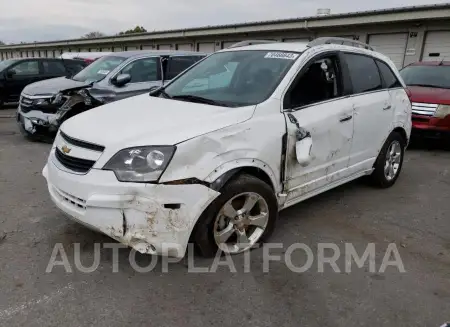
left=2, top=19, right=450, bottom=67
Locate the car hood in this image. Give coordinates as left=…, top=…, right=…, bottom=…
left=407, top=86, right=450, bottom=105
left=60, top=94, right=255, bottom=148
left=22, top=77, right=89, bottom=97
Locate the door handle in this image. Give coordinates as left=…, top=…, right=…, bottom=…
left=339, top=115, right=353, bottom=122
left=383, top=105, right=392, bottom=110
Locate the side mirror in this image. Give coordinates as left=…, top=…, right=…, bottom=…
left=113, top=73, right=131, bottom=87
left=295, top=136, right=313, bottom=166
left=6, top=69, right=16, bottom=78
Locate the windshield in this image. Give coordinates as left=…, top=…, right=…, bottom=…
left=400, top=65, right=450, bottom=89
left=0, top=59, right=17, bottom=72
left=71, top=56, right=125, bottom=83
left=163, top=50, right=299, bottom=107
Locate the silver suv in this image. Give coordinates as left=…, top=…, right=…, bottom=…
left=17, top=50, right=206, bottom=140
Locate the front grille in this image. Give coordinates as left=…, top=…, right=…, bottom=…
left=60, top=131, right=105, bottom=152
left=411, top=102, right=438, bottom=116
left=55, top=147, right=96, bottom=173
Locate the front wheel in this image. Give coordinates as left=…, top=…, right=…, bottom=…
left=370, top=132, right=405, bottom=188
left=193, top=174, right=278, bottom=257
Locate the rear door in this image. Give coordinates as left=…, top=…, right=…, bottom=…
left=110, top=56, right=161, bottom=100
left=342, top=53, right=394, bottom=172
left=164, top=55, right=204, bottom=83
left=4, top=59, right=41, bottom=101
left=41, top=59, right=68, bottom=80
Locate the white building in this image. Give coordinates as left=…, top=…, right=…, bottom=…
left=2, top=3, right=450, bottom=68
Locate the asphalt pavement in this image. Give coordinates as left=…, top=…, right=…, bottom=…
left=0, top=108, right=449, bottom=327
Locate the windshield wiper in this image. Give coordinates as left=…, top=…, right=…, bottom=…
left=171, top=94, right=228, bottom=107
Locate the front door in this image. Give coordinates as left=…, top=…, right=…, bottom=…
left=5, top=60, right=41, bottom=101
left=282, top=51, right=354, bottom=204
left=112, top=56, right=161, bottom=101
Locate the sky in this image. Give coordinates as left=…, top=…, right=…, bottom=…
left=0, top=0, right=449, bottom=44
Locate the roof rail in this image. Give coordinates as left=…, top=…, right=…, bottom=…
left=227, top=40, right=278, bottom=49
left=307, top=37, right=374, bottom=51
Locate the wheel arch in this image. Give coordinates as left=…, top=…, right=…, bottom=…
left=392, top=126, right=409, bottom=145
left=204, top=159, right=280, bottom=193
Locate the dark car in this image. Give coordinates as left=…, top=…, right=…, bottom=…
left=17, top=50, right=206, bottom=141
left=0, top=58, right=86, bottom=107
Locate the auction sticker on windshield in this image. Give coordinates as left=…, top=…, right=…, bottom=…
left=97, top=70, right=110, bottom=75
left=264, top=52, right=299, bottom=60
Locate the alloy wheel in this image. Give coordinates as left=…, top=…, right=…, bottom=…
left=213, top=192, right=269, bottom=254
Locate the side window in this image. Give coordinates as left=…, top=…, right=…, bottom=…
left=376, top=60, right=402, bottom=89
left=42, top=60, right=66, bottom=75
left=344, top=53, right=382, bottom=94
left=120, top=57, right=159, bottom=83
left=284, top=55, right=342, bottom=109
left=166, top=56, right=203, bottom=80
left=65, top=61, right=87, bottom=75
left=11, top=61, right=39, bottom=75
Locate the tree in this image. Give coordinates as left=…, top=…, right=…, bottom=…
left=118, top=26, right=147, bottom=35
left=0, top=40, right=5, bottom=45
left=83, top=31, right=106, bottom=39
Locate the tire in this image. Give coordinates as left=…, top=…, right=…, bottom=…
left=193, top=174, right=278, bottom=258
left=370, top=131, right=406, bottom=188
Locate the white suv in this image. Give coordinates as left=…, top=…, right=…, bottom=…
left=43, top=38, right=412, bottom=258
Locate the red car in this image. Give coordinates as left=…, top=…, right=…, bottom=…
left=400, top=61, right=450, bottom=140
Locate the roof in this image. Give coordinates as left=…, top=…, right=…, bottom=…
left=106, top=50, right=208, bottom=58
left=221, top=42, right=309, bottom=52
left=2, top=3, right=450, bottom=49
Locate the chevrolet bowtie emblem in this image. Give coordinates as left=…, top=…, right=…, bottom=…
left=61, top=145, right=71, bottom=154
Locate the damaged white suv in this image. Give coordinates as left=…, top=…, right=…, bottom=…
left=43, top=38, right=412, bottom=258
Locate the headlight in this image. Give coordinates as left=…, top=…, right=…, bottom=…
left=435, top=104, right=450, bottom=118
left=103, top=146, right=176, bottom=182
left=33, top=98, right=50, bottom=106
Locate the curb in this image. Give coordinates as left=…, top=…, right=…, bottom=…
left=0, top=115, right=14, bottom=119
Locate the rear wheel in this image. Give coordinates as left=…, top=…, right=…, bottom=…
left=370, top=132, right=405, bottom=188
left=193, top=174, right=278, bottom=257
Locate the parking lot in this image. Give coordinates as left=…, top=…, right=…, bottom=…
left=0, top=107, right=449, bottom=327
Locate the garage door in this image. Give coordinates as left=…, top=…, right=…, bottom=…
left=113, top=46, right=123, bottom=52
left=126, top=46, right=140, bottom=51
left=422, top=31, right=450, bottom=61
left=177, top=43, right=193, bottom=51
left=158, top=44, right=172, bottom=50
left=198, top=42, right=215, bottom=53
left=142, top=45, right=154, bottom=50
left=222, top=41, right=240, bottom=49
left=368, top=33, right=408, bottom=68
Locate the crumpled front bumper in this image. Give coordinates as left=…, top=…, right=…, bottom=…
left=43, top=154, right=220, bottom=258
left=17, top=106, right=58, bottom=136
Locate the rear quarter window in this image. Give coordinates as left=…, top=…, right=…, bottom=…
left=376, top=60, right=402, bottom=89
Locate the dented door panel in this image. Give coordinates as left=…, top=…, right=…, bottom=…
left=348, top=91, right=393, bottom=170
left=283, top=97, right=354, bottom=202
